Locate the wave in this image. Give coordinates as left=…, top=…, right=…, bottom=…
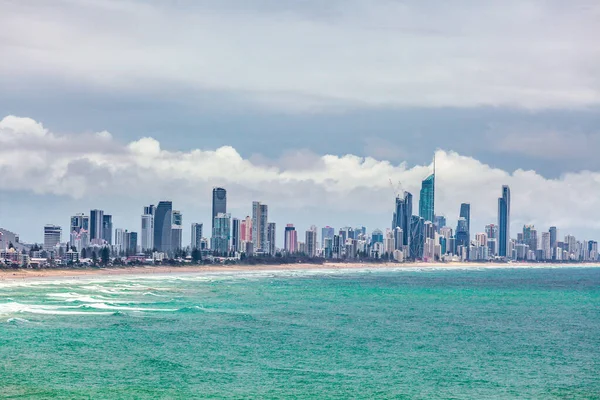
left=0, top=302, right=112, bottom=316
left=77, top=303, right=177, bottom=312
left=6, top=317, right=32, bottom=324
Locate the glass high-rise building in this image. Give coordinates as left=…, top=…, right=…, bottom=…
left=231, top=219, right=240, bottom=253
left=90, top=209, right=104, bottom=240
left=141, top=205, right=154, bottom=251
left=212, top=188, right=227, bottom=233
left=409, top=216, right=424, bottom=260
left=267, top=222, right=276, bottom=255
left=212, top=213, right=231, bottom=255
left=459, top=203, right=471, bottom=239
left=498, top=185, right=511, bottom=258
left=252, top=201, right=268, bottom=252
left=102, top=215, right=112, bottom=245
left=171, top=210, right=183, bottom=252
left=191, top=223, right=203, bottom=250
left=419, top=174, right=435, bottom=223
left=153, top=201, right=172, bottom=253
left=321, top=226, right=334, bottom=248
left=392, top=191, right=413, bottom=253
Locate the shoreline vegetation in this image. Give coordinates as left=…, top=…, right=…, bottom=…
left=1, top=261, right=598, bottom=281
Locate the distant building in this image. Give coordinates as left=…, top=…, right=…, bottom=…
left=252, top=202, right=268, bottom=252
left=231, top=219, right=241, bottom=253
left=285, top=224, right=298, bottom=253
left=212, top=187, right=227, bottom=234
left=498, top=185, right=511, bottom=257
left=267, top=222, right=276, bottom=255
left=392, top=191, right=413, bottom=255
left=191, top=223, right=203, bottom=250
left=171, top=210, right=183, bottom=251
left=212, top=213, right=231, bottom=254
left=102, top=214, right=113, bottom=245
left=153, top=201, right=173, bottom=253
left=44, top=225, right=62, bottom=251
left=305, top=226, right=317, bottom=257
left=141, top=205, right=155, bottom=251
left=419, top=174, right=435, bottom=222
left=371, top=229, right=384, bottom=244
left=409, top=216, right=425, bottom=259
left=459, top=203, right=471, bottom=240
left=321, top=226, right=334, bottom=248
left=240, top=216, right=252, bottom=243
left=90, top=209, right=104, bottom=241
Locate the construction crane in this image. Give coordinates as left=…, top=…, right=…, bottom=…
left=389, top=179, right=404, bottom=198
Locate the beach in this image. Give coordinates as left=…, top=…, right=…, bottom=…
left=1, top=261, right=596, bottom=281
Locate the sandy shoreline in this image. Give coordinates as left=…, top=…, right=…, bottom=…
left=1, top=262, right=598, bottom=281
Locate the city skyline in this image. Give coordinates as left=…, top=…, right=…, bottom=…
left=5, top=178, right=597, bottom=265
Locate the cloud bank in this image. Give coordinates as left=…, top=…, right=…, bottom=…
left=2, top=115, right=600, bottom=238
left=1, top=0, right=599, bottom=111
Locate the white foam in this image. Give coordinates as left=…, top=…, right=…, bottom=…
left=77, top=303, right=177, bottom=312
left=0, top=302, right=112, bottom=316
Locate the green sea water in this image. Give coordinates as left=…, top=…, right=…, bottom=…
left=1, top=266, right=599, bottom=399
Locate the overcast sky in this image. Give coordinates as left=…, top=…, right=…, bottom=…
left=1, top=0, right=600, bottom=244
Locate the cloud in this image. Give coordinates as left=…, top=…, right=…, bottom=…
left=2, top=115, right=600, bottom=239
left=1, top=0, right=599, bottom=111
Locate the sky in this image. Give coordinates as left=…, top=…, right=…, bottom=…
left=1, top=0, right=600, bottom=245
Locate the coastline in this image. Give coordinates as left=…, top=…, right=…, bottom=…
left=1, top=262, right=598, bottom=281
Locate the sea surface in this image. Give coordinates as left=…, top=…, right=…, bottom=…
left=1, top=266, right=599, bottom=399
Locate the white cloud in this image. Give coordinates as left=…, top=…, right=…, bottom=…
left=2, top=115, right=600, bottom=238
left=1, top=0, right=599, bottom=110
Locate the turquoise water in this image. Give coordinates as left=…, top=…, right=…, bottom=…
left=1, top=267, right=599, bottom=399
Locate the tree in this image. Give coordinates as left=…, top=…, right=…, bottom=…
left=81, top=248, right=87, bottom=259
left=101, top=247, right=110, bottom=265
left=92, top=251, right=98, bottom=265
left=191, top=248, right=201, bottom=264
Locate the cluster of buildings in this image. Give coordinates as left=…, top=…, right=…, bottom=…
left=2, top=169, right=599, bottom=266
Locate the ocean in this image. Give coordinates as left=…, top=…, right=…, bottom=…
left=1, top=266, right=599, bottom=399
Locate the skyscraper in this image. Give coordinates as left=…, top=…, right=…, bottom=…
left=240, top=216, right=252, bottom=243
left=114, top=228, right=125, bottom=253
left=70, top=213, right=89, bottom=234
left=409, top=216, right=425, bottom=260
left=419, top=174, right=435, bottom=222
left=267, top=222, right=276, bottom=255
left=549, top=226, right=557, bottom=250
left=284, top=224, right=298, bottom=253
left=43, top=225, right=62, bottom=252
left=321, top=226, right=334, bottom=248
left=455, top=217, right=470, bottom=249
left=523, top=225, right=537, bottom=251
left=171, top=210, right=183, bottom=251
left=231, top=218, right=241, bottom=253
left=252, top=201, right=268, bottom=252
left=212, top=213, right=231, bottom=255
left=102, top=215, right=113, bottom=245
left=153, top=201, right=172, bottom=253
left=90, top=209, right=104, bottom=240
left=459, top=203, right=471, bottom=240
left=392, top=191, right=413, bottom=253
left=191, top=223, right=203, bottom=249
left=212, top=187, right=227, bottom=233
left=498, top=185, right=511, bottom=258
left=485, top=224, right=498, bottom=239
left=141, top=205, right=155, bottom=251
left=305, top=226, right=317, bottom=257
